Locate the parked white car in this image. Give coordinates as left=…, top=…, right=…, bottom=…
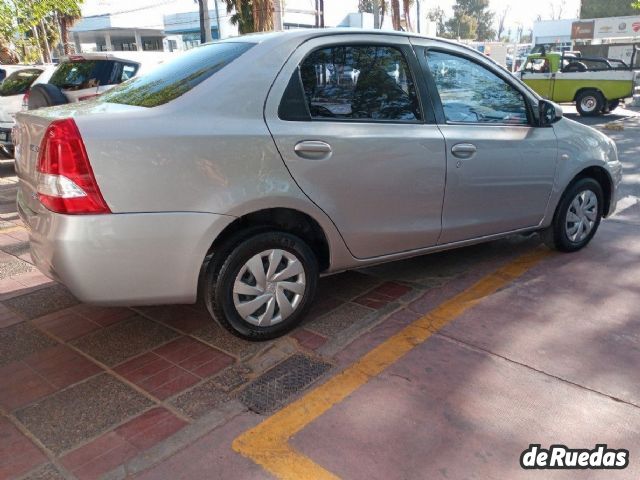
left=27, top=51, right=173, bottom=109
left=0, top=64, right=41, bottom=83
left=0, top=66, right=55, bottom=158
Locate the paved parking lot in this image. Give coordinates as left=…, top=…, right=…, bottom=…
left=1, top=106, right=640, bottom=480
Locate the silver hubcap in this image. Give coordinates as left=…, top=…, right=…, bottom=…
left=580, top=96, right=597, bottom=112
left=232, top=249, right=306, bottom=327
left=565, top=190, right=598, bottom=243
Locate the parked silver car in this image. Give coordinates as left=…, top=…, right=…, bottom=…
left=14, top=30, right=622, bottom=340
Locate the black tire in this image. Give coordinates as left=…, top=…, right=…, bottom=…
left=541, top=178, right=603, bottom=252
left=28, top=83, right=68, bottom=110
left=204, top=231, right=318, bottom=340
left=575, top=90, right=604, bottom=117
left=607, top=100, right=620, bottom=112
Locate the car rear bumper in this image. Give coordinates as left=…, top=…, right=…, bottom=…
left=18, top=193, right=235, bottom=305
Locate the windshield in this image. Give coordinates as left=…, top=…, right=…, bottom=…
left=101, top=42, right=253, bottom=107
left=0, top=68, right=43, bottom=96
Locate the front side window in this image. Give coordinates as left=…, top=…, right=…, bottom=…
left=299, top=45, right=422, bottom=122
left=427, top=51, right=529, bottom=125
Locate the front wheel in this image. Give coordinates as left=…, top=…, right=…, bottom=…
left=541, top=178, right=603, bottom=252
left=575, top=90, right=604, bottom=117
left=205, top=231, right=318, bottom=340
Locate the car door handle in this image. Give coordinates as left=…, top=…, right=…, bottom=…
left=294, top=140, right=332, bottom=159
left=451, top=143, right=477, bottom=159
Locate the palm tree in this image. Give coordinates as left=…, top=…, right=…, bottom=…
left=225, top=0, right=274, bottom=33
left=55, top=1, right=83, bottom=55
left=252, top=0, right=273, bottom=32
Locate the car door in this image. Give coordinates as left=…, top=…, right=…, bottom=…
left=520, top=57, right=554, bottom=100
left=264, top=34, right=447, bottom=259
left=411, top=41, right=559, bottom=244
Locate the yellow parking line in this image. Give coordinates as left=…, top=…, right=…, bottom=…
left=233, top=247, right=552, bottom=480
left=0, top=225, right=24, bottom=235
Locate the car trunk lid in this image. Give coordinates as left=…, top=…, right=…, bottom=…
left=14, top=101, right=145, bottom=216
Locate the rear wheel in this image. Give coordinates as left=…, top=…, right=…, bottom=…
left=541, top=178, right=603, bottom=252
left=575, top=90, right=604, bottom=117
left=607, top=99, right=620, bottom=112
left=204, top=231, right=318, bottom=340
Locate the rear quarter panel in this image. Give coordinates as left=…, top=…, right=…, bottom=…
left=74, top=39, right=354, bottom=271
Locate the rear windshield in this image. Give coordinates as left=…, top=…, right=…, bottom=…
left=49, top=60, right=139, bottom=90
left=0, top=68, right=42, bottom=96
left=101, top=42, right=253, bottom=107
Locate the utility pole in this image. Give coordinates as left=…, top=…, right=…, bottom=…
left=372, top=0, right=380, bottom=29
left=416, top=0, right=421, bottom=34
left=197, top=0, right=213, bottom=43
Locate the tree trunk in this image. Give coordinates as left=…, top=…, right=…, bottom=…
left=60, top=16, right=70, bottom=54
left=32, top=26, right=46, bottom=64
left=391, top=0, right=400, bottom=30
left=403, top=0, right=412, bottom=31
left=39, top=21, right=52, bottom=63
left=253, top=0, right=274, bottom=32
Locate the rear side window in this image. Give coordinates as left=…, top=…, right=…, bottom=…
left=49, top=60, right=135, bottom=90
left=0, top=69, right=42, bottom=96
left=101, top=42, right=253, bottom=108
left=298, top=45, right=422, bottom=122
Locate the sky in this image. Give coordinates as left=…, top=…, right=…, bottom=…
left=81, top=0, right=583, bottom=33
left=427, top=0, right=581, bottom=30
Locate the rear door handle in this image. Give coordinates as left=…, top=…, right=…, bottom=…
left=451, top=143, right=477, bottom=159
left=294, top=140, right=332, bottom=160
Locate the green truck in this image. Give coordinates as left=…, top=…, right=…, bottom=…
left=519, top=48, right=640, bottom=116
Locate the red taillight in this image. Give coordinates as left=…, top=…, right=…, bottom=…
left=22, top=91, right=29, bottom=110
left=36, top=119, right=111, bottom=215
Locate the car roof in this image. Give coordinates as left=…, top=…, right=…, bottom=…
left=220, top=27, right=455, bottom=46
left=219, top=28, right=490, bottom=63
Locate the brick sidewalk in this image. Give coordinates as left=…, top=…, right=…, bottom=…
left=0, top=164, right=544, bottom=479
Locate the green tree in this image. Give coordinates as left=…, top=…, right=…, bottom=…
left=427, top=6, right=447, bottom=37
left=223, top=0, right=274, bottom=34
left=580, top=0, right=638, bottom=18
left=445, top=0, right=494, bottom=41
left=0, top=0, right=83, bottom=63
left=358, top=0, right=389, bottom=28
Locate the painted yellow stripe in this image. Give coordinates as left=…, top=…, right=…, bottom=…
left=233, top=247, right=552, bottom=480
left=0, top=225, right=24, bottom=235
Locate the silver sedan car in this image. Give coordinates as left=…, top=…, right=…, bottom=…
left=14, top=30, right=622, bottom=340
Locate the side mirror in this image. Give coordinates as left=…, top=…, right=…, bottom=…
left=539, top=99, right=563, bottom=126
